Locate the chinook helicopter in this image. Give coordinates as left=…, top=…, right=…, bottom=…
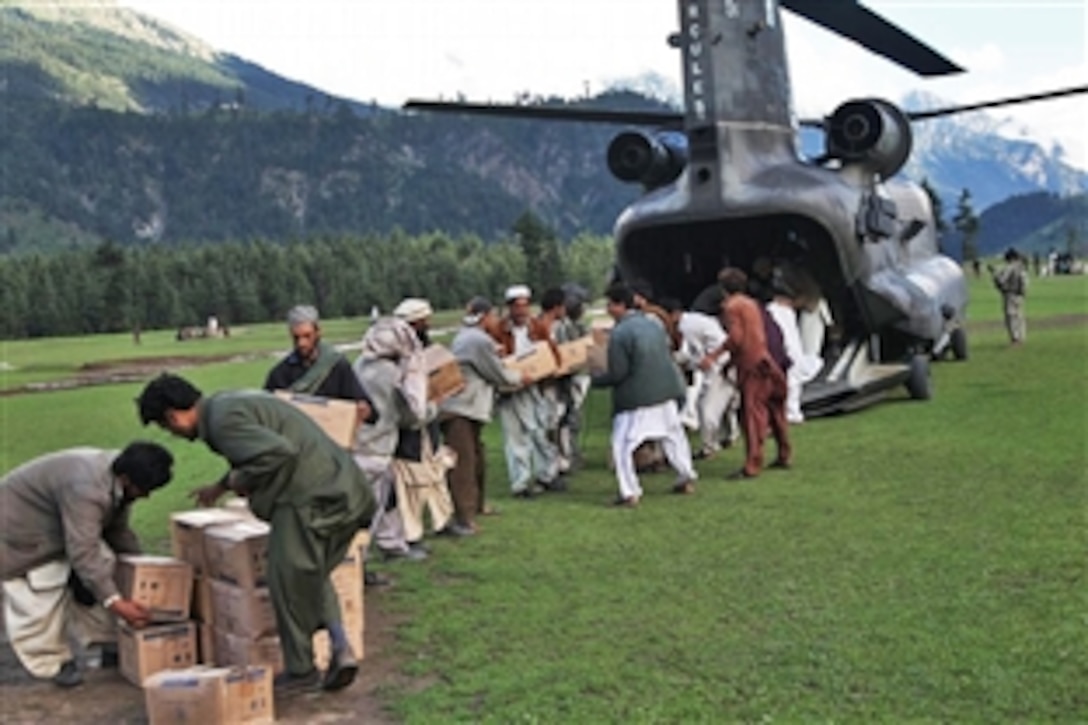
left=406, top=0, right=1087, bottom=416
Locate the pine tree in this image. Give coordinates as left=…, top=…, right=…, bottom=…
left=512, top=210, right=564, bottom=292
left=952, top=188, right=980, bottom=263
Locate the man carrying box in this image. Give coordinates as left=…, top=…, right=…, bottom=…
left=440, top=296, right=530, bottom=532
left=489, top=284, right=568, bottom=498
left=136, top=374, right=376, bottom=694
left=264, top=304, right=376, bottom=425
left=0, top=442, right=174, bottom=687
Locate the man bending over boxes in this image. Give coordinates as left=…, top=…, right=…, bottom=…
left=136, top=373, right=377, bottom=694
left=0, top=442, right=174, bottom=687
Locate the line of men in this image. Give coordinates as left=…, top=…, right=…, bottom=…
left=0, top=266, right=822, bottom=693
left=0, top=291, right=578, bottom=695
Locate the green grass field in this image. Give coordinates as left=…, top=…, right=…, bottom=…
left=1, top=275, right=1085, bottom=721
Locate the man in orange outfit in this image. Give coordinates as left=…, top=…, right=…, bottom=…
left=701, top=267, right=791, bottom=479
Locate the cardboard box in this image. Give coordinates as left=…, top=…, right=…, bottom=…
left=191, top=576, right=213, bottom=624
left=588, top=321, right=613, bottom=373
left=144, top=666, right=274, bottom=725
left=203, top=520, right=270, bottom=590
left=331, top=549, right=363, bottom=593
left=312, top=555, right=365, bottom=669
left=170, top=509, right=247, bottom=576
left=312, top=621, right=364, bottom=671
left=208, top=581, right=277, bottom=639
left=346, top=529, right=370, bottom=560
left=555, top=335, right=594, bottom=377
left=273, top=390, right=358, bottom=448
left=503, top=341, right=558, bottom=382
left=221, top=497, right=257, bottom=519
left=423, top=344, right=465, bottom=402
left=197, top=623, right=216, bottom=665
left=213, top=629, right=284, bottom=675
left=119, top=621, right=198, bottom=686
left=220, top=665, right=274, bottom=724
left=115, top=556, right=194, bottom=622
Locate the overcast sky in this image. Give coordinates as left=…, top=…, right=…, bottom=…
left=121, top=0, right=1087, bottom=168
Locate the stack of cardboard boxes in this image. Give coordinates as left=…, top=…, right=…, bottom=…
left=201, top=518, right=285, bottom=674
left=115, top=555, right=198, bottom=686
left=169, top=508, right=250, bottom=665
left=167, top=505, right=368, bottom=674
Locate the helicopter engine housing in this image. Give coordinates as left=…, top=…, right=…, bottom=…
left=825, top=99, right=913, bottom=179
left=607, top=130, right=688, bottom=190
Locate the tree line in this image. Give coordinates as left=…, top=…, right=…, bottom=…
left=0, top=217, right=614, bottom=339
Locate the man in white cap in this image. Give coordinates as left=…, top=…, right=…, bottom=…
left=488, top=285, right=567, bottom=497
left=393, top=297, right=434, bottom=347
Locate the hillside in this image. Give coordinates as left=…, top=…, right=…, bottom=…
left=939, top=192, right=1088, bottom=260
left=0, top=93, right=645, bottom=252
left=0, top=0, right=375, bottom=114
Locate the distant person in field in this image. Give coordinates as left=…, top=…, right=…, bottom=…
left=988, top=248, right=1028, bottom=345
left=489, top=285, right=567, bottom=498
left=137, top=374, right=376, bottom=694
left=440, top=297, right=531, bottom=532
left=593, top=283, right=697, bottom=507
left=702, top=268, right=791, bottom=479
left=0, top=443, right=174, bottom=688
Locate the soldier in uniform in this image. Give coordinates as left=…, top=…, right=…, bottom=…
left=988, top=249, right=1028, bottom=345
left=136, top=374, right=376, bottom=694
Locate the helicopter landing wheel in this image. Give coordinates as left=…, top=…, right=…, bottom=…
left=906, top=354, right=932, bottom=400
left=950, top=327, right=968, bottom=361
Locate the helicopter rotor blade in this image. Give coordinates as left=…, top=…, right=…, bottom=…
left=782, top=0, right=963, bottom=77
left=798, top=84, right=1088, bottom=129
left=904, top=85, right=1088, bottom=121
left=403, top=100, right=685, bottom=129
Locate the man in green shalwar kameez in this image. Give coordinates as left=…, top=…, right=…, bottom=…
left=136, top=373, right=376, bottom=693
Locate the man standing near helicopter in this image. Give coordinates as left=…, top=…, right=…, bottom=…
left=988, top=249, right=1028, bottom=345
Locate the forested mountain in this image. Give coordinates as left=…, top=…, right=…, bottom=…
left=970, top=192, right=1088, bottom=257
left=0, top=94, right=646, bottom=252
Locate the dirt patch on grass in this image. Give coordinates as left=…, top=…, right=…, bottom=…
left=966, top=313, right=1087, bottom=333
left=0, top=353, right=274, bottom=397
left=0, top=585, right=412, bottom=724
